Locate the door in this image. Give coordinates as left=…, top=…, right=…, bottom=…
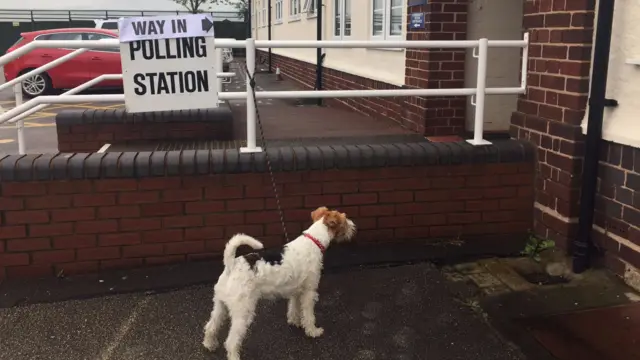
left=35, top=32, right=96, bottom=89
left=83, top=32, right=123, bottom=88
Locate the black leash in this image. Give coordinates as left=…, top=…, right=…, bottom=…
left=243, top=62, right=290, bottom=243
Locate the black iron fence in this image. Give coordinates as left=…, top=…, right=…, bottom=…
left=0, top=9, right=248, bottom=55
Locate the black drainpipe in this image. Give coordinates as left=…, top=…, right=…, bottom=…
left=315, top=0, right=324, bottom=106
left=268, top=0, right=272, bottom=72
left=573, top=0, right=616, bottom=273
left=246, top=2, right=252, bottom=40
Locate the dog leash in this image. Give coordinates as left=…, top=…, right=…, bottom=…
left=243, top=61, right=290, bottom=243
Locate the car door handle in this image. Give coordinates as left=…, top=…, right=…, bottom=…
left=41, top=54, right=52, bottom=58
left=91, top=57, right=102, bottom=60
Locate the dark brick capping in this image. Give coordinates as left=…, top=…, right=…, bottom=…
left=1, top=140, right=532, bottom=181
left=0, top=139, right=534, bottom=281
left=55, top=106, right=234, bottom=126
left=55, top=105, right=234, bottom=153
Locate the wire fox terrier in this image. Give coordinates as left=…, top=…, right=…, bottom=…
left=202, top=207, right=357, bottom=360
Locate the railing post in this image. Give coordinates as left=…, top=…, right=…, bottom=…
left=521, top=32, right=530, bottom=92
left=240, top=38, right=262, bottom=153
left=13, top=83, right=26, bottom=154
left=215, top=47, right=223, bottom=105
left=467, top=38, right=491, bottom=146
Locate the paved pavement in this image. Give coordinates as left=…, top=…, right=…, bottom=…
left=228, top=62, right=413, bottom=141
left=0, top=263, right=525, bottom=360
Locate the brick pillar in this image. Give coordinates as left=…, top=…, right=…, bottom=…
left=510, top=0, right=594, bottom=249
left=404, top=0, right=468, bottom=136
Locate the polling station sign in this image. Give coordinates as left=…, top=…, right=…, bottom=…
left=118, top=14, right=215, bottom=42
left=117, top=14, right=218, bottom=113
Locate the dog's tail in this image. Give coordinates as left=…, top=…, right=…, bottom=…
left=223, top=233, right=264, bottom=268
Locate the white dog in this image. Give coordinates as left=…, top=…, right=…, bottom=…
left=202, top=206, right=357, bottom=360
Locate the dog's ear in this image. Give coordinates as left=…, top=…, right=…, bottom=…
left=311, top=207, right=329, bottom=222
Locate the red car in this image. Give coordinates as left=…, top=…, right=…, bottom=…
left=4, top=28, right=123, bottom=98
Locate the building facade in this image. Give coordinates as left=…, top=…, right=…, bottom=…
left=251, top=0, right=523, bottom=136
left=250, top=0, right=640, bottom=289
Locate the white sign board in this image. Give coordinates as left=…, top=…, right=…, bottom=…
left=118, top=14, right=218, bottom=113
left=118, top=14, right=215, bottom=42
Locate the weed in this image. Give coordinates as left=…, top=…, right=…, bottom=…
left=521, top=235, right=555, bottom=262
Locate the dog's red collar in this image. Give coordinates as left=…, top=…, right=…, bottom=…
left=303, top=232, right=325, bottom=253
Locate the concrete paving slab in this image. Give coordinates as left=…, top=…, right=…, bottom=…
left=0, top=264, right=525, bottom=360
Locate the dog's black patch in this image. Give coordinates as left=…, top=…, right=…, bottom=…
left=241, top=245, right=287, bottom=270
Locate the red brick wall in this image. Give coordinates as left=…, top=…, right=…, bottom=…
left=592, top=142, right=640, bottom=275
left=511, top=0, right=594, bottom=249
left=405, top=0, right=468, bottom=136
left=0, top=163, right=533, bottom=281
left=57, top=122, right=233, bottom=153
left=257, top=52, right=410, bottom=131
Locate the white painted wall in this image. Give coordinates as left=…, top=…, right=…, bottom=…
left=253, top=0, right=407, bottom=86
left=464, top=0, right=523, bottom=132
left=582, top=0, right=640, bottom=148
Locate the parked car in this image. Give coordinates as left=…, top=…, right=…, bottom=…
left=94, top=19, right=119, bottom=33
left=4, top=27, right=235, bottom=98
left=3, top=28, right=122, bottom=98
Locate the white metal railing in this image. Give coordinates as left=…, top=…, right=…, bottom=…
left=0, top=34, right=529, bottom=154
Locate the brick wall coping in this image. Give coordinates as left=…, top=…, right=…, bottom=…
left=0, top=140, right=533, bottom=182
left=55, top=104, right=233, bottom=126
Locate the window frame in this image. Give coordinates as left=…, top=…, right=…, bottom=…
left=34, top=32, right=85, bottom=51
left=289, top=0, right=301, bottom=21
left=261, top=0, right=267, bottom=27
left=84, top=32, right=119, bottom=53
left=370, top=0, right=403, bottom=41
left=304, top=0, right=317, bottom=18
left=275, top=0, right=284, bottom=24
left=333, top=0, right=352, bottom=39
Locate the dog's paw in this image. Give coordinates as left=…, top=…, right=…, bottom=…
left=287, top=317, right=302, bottom=328
left=202, top=337, right=219, bottom=352
left=305, top=326, right=324, bottom=338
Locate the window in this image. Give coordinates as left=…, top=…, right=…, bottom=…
left=35, top=32, right=88, bottom=52
left=275, top=0, right=283, bottom=23
left=262, top=0, right=267, bottom=26
left=304, top=0, right=317, bottom=16
left=372, top=0, right=403, bottom=40
left=85, top=32, right=119, bottom=52
left=333, top=0, right=351, bottom=38
left=36, top=33, right=83, bottom=41
left=290, top=0, right=301, bottom=20
left=85, top=33, right=113, bottom=41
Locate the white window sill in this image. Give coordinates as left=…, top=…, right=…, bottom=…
left=307, top=13, right=317, bottom=19
left=288, top=15, right=301, bottom=22
left=274, top=20, right=283, bottom=25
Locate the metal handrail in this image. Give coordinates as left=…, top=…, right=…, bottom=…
left=0, top=34, right=530, bottom=154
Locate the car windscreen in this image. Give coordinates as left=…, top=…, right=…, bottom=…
left=102, top=22, right=119, bottom=30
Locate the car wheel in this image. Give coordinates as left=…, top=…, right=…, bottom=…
left=20, top=71, right=53, bottom=98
